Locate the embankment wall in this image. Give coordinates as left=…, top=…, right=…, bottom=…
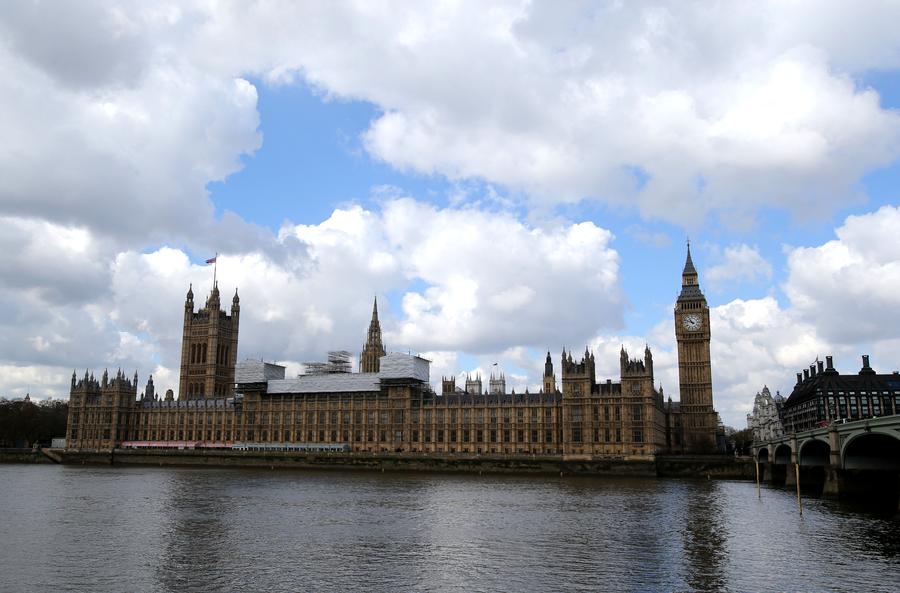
left=47, top=449, right=753, bottom=479
left=0, top=448, right=53, bottom=464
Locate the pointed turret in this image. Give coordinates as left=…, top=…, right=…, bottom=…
left=207, top=281, right=221, bottom=308
left=144, top=375, right=156, bottom=401
left=679, top=241, right=704, bottom=300
left=231, top=287, right=240, bottom=320
left=185, top=283, right=194, bottom=313
left=360, top=296, right=386, bottom=373
left=543, top=350, right=556, bottom=394
left=683, top=241, right=697, bottom=276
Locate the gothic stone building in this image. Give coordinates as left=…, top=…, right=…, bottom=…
left=746, top=385, right=785, bottom=444
left=673, top=244, right=718, bottom=453
left=66, top=247, right=718, bottom=456
left=179, top=282, right=240, bottom=399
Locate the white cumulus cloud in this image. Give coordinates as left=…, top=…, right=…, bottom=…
left=706, top=244, right=773, bottom=288
left=785, top=205, right=900, bottom=343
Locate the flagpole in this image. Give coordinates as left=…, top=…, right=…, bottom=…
left=213, top=252, right=218, bottom=287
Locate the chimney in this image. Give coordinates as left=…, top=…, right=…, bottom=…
left=803, top=368, right=810, bottom=381
left=796, top=372, right=803, bottom=384
left=810, top=364, right=816, bottom=378
left=817, top=360, right=824, bottom=374
left=826, top=356, right=834, bottom=370
left=859, top=354, right=876, bottom=375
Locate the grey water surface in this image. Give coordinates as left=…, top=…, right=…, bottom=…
left=0, top=464, right=897, bottom=593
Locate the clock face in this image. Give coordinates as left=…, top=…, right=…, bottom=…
left=682, top=313, right=702, bottom=331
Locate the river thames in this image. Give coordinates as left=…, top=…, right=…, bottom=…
left=0, top=465, right=897, bottom=592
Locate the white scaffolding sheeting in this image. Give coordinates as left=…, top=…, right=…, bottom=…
left=235, top=360, right=286, bottom=383
left=380, top=353, right=430, bottom=383
left=268, top=374, right=380, bottom=394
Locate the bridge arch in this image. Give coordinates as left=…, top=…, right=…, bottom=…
left=798, top=438, right=830, bottom=466
left=773, top=443, right=792, bottom=465
left=841, top=430, right=900, bottom=470
left=756, top=447, right=769, bottom=463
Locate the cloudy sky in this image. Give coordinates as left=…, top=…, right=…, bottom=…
left=2, top=1, right=900, bottom=427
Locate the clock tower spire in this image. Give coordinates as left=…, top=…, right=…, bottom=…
left=674, top=242, right=718, bottom=453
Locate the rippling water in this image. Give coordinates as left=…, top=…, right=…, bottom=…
left=1, top=464, right=898, bottom=592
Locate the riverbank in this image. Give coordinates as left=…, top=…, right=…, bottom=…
left=0, top=448, right=54, bottom=464
left=15, top=448, right=755, bottom=479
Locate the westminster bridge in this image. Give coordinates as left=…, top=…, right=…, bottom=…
left=753, top=415, right=900, bottom=500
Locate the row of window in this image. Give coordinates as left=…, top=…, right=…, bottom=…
left=187, top=343, right=231, bottom=366
left=130, top=413, right=642, bottom=432
left=185, top=382, right=230, bottom=397
left=132, top=427, right=645, bottom=445
left=784, top=393, right=900, bottom=432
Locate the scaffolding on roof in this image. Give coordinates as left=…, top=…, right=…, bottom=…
left=303, top=350, right=353, bottom=375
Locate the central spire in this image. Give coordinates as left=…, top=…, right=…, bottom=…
left=360, top=296, right=386, bottom=373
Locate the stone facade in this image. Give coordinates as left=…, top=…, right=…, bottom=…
left=746, top=385, right=785, bottom=444
left=66, top=249, right=717, bottom=457
left=674, top=244, right=718, bottom=452
left=178, top=283, right=240, bottom=400
left=66, top=369, right=139, bottom=450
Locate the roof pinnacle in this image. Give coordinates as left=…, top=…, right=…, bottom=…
left=683, top=240, right=697, bottom=276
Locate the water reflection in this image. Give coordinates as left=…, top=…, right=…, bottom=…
left=157, top=470, right=234, bottom=592
left=0, top=466, right=898, bottom=593
left=681, top=482, right=727, bottom=593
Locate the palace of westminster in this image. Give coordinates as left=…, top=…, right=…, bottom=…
left=65, top=247, right=720, bottom=456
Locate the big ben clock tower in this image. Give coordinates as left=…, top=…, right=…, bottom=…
left=675, top=243, right=718, bottom=453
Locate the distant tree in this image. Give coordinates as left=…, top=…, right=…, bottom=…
left=730, top=428, right=754, bottom=456
left=0, top=398, right=68, bottom=447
